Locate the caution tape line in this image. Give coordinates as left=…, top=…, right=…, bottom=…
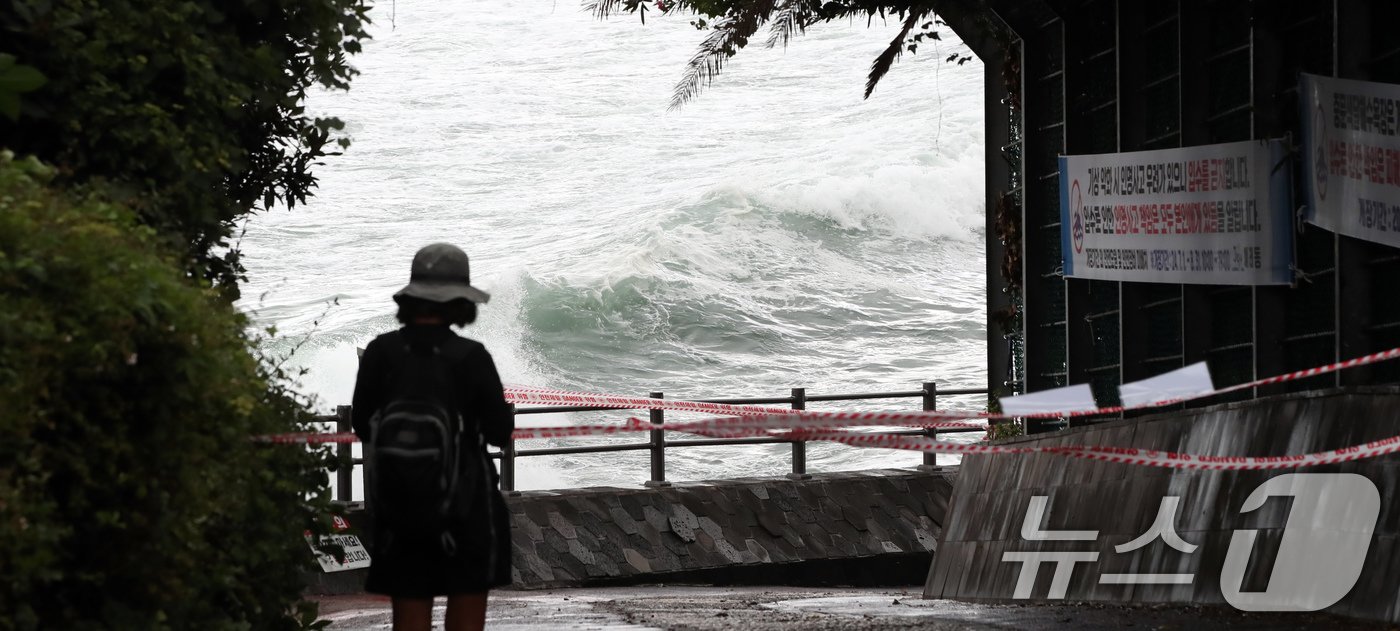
left=252, top=346, right=1400, bottom=468
left=503, top=345, right=1400, bottom=436
left=501, top=346, right=1400, bottom=425
left=255, top=433, right=358, bottom=444
left=795, top=428, right=1400, bottom=471
left=510, top=416, right=987, bottom=440
left=502, top=389, right=987, bottom=423
left=256, top=346, right=1400, bottom=441
left=252, top=426, right=1400, bottom=470
left=252, top=416, right=982, bottom=444
left=503, top=388, right=818, bottom=418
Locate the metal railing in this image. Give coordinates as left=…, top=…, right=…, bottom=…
left=329, top=381, right=988, bottom=498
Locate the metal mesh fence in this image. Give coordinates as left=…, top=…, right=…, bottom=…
left=1025, top=15, right=1068, bottom=391
left=1007, top=0, right=1400, bottom=427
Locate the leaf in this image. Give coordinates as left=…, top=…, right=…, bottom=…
left=865, top=7, right=930, bottom=99
left=0, top=63, right=47, bottom=94
left=766, top=0, right=815, bottom=49
left=671, top=1, right=778, bottom=110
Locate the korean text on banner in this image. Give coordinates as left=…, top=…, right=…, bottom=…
left=1058, top=140, right=1293, bottom=285
left=1300, top=73, right=1400, bottom=248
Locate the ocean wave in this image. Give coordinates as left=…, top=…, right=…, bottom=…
left=237, top=2, right=989, bottom=488
left=751, top=160, right=986, bottom=241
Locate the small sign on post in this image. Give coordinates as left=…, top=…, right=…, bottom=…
left=305, top=515, right=371, bottom=572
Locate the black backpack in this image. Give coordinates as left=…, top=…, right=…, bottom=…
left=368, top=341, right=484, bottom=557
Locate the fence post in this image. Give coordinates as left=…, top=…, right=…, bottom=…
left=644, top=392, right=670, bottom=487
left=501, top=404, right=517, bottom=494
left=335, top=405, right=354, bottom=504
left=919, top=382, right=939, bottom=470
left=787, top=387, right=811, bottom=480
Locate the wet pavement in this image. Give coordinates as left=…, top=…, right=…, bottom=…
left=313, top=586, right=1390, bottom=630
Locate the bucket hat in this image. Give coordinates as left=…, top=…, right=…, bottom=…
left=393, top=243, right=491, bottom=304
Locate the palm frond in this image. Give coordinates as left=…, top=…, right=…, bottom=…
left=586, top=0, right=625, bottom=18
left=670, top=0, right=777, bottom=110
left=864, top=6, right=932, bottom=99
left=589, top=0, right=710, bottom=19
left=766, top=0, right=817, bottom=49
left=587, top=0, right=653, bottom=19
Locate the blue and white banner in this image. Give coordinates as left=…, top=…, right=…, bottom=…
left=1300, top=73, right=1400, bottom=249
left=1059, top=140, right=1293, bottom=285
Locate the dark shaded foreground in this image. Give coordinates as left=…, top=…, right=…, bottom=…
left=314, top=586, right=1389, bottom=630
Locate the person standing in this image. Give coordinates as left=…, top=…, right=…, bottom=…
left=351, top=243, right=513, bottom=631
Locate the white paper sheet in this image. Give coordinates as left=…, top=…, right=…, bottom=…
left=1117, top=361, right=1215, bottom=408
left=999, top=384, right=1099, bottom=416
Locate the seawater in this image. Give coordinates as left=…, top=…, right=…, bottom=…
left=238, top=0, right=987, bottom=490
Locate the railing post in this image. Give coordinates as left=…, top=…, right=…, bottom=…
left=501, top=404, right=517, bottom=494
left=787, top=387, right=811, bottom=480
left=919, top=382, right=939, bottom=470
left=335, top=405, right=354, bottom=504
left=644, top=392, right=670, bottom=487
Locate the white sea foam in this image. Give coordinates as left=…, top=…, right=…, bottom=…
left=238, top=0, right=987, bottom=489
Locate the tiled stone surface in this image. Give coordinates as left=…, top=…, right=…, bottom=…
left=924, top=387, right=1400, bottom=625
left=507, top=468, right=955, bottom=588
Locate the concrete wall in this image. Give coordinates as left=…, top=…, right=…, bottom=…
left=924, top=387, right=1400, bottom=624
left=509, top=468, right=954, bottom=588
left=308, top=468, right=956, bottom=593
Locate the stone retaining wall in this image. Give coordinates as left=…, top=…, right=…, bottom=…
left=308, top=468, right=956, bottom=593
left=510, top=468, right=955, bottom=587
left=923, top=387, right=1400, bottom=624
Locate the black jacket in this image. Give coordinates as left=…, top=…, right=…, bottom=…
left=350, top=324, right=514, bottom=596
left=351, top=325, right=513, bottom=446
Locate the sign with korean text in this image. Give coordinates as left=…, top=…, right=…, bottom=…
left=305, top=514, right=371, bottom=573
left=1059, top=140, right=1293, bottom=285
left=1300, top=73, right=1400, bottom=248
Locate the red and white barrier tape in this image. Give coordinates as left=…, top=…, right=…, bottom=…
left=791, top=428, right=1400, bottom=471
left=256, top=432, right=359, bottom=444
left=507, top=345, right=1400, bottom=437
left=253, top=415, right=985, bottom=444
left=253, top=346, right=1400, bottom=468
left=255, top=426, right=1400, bottom=470
left=503, top=386, right=829, bottom=418
left=504, top=344, right=1400, bottom=425
left=510, top=415, right=987, bottom=440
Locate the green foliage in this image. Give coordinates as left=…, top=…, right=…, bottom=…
left=0, top=0, right=371, bottom=294
left=595, top=0, right=948, bottom=107
left=0, top=53, right=46, bottom=120
left=983, top=395, right=1024, bottom=440
left=987, top=419, right=1025, bottom=441
left=0, top=152, right=337, bottom=630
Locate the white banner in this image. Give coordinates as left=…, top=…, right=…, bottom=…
left=999, top=384, right=1098, bottom=416
left=1117, top=362, right=1214, bottom=408
left=1059, top=140, right=1293, bottom=285
left=1300, top=73, right=1400, bottom=248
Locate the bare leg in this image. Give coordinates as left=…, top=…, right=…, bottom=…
left=444, top=592, right=489, bottom=631
left=391, top=597, right=434, bottom=631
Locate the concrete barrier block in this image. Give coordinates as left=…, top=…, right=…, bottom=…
left=547, top=510, right=577, bottom=540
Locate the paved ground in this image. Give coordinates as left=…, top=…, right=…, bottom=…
left=313, top=586, right=1391, bottom=630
